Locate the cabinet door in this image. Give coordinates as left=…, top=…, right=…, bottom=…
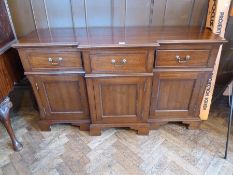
left=31, top=74, right=89, bottom=120
left=150, top=71, right=209, bottom=121
left=91, top=77, right=151, bottom=123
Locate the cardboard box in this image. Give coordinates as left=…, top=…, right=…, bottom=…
left=200, top=0, right=231, bottom=120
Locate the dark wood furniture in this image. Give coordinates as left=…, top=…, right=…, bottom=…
left=0, top=0, right=23, bottom=151
left=0, top=49, right=23, bottom=151
left=14, top=27, right=226, bottom=135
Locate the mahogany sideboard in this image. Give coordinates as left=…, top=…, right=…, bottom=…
left=13, top=27, right=226, bottom=135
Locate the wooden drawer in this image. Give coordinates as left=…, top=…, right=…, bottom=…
left=19, top=48, right=83, bottom=71
left=87, top=49, right=153, bottom=73
left=155, top=50, right=211, bottom=67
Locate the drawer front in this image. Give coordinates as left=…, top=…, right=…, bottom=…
left=89, top=50, right=150, bottom=73
left=156, top=50, right=211, bottom=67
left=19, top=48, right=83, bottom=71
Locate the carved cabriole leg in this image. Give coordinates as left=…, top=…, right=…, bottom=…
left=0, top=97, right=23, bottom=151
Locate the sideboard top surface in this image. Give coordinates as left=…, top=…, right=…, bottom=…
left=14, top=26, right=226, bottom=48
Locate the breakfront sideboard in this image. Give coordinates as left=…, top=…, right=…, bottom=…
left=14, top=26, right=226, bottom=135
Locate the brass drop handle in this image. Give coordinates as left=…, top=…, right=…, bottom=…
left=35, top=83, right=39, bottom=91
left=48, top=57, right=63, bottom=65
left=176, top=55, right=191, bottom=63
left=111, top=58, right=127, bottom=66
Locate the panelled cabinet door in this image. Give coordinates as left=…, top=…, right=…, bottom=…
left=91, top=77, right=151, bottom=124
left=150, top=71, right=208, bottom=121
left=32, top=74, right=89, bottom=120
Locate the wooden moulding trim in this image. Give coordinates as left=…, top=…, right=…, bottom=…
left=12, top=40, right=226, bottom=49
left=25, top=70, right=85, bottom=75
left=39, top=119, right=91, bottom=125
left=153, top=68, right=213, bottom=72
left=78, top=43, right=160, bottom=49
left=12, top=40, right=227, bottom=49
left=91, top=123, right=149, bottom=128
left=148, top=118, right=201, bottom=122
left=13, top=43, right=160, bottom=49
left=0, top=40, right=17, bottom=55
left=85, top=73, right=154, bottom=78
left=12, top=42, right=79, bottom=48
left=157, top=40, right=227, bottom=44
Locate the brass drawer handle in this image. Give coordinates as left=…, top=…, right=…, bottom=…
left=176, top=55, right=191, bottom=63
left=111, top=58, right=127, bottom=66
left=48, top=57, right=63, bottom=65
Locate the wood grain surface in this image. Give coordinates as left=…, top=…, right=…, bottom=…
left=0, top=87, right=232, bottom=175
left=0, top=0, right=15, bottom=53
left=13, top=26, right=226, bottom=48
left=0, top=49, right=23, bottom=101
left=14, top=26, right=224, bottom=133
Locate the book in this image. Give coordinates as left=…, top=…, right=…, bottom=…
left=230, top=5, right=233, bottom=16
left=206, top=0, right=231, bottom=36
left=200, top=0, right=231, bottom=120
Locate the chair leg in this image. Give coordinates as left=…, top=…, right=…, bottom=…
left=0, top=97, right=23, bottom=152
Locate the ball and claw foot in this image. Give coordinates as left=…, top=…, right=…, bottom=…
left=0, top=97, right=23, bottom=151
